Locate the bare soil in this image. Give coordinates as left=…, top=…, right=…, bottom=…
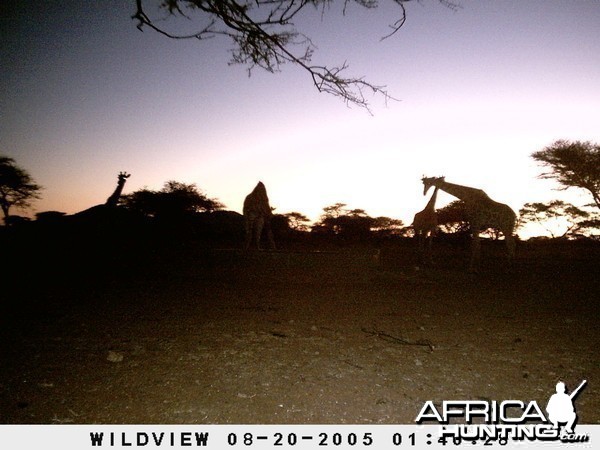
left=1, top=243, right=599, bottom=424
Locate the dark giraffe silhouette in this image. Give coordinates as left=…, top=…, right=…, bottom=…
left=422, top=176, right=516, bottom=271
left=412, top=185, right=439, bottom=264
left=71, top=171, right=132, bottom=220
left=105, top=172, right=131, bottom=207
left=243, top=181, right=275, bottom=250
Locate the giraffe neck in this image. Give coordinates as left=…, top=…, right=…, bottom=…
left=425, top=186, right=439, bottom=211
left=435, top=180, right=484, bottom=202
left=105, top=181, right=126, bottom=207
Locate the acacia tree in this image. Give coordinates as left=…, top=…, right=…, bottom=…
left=0, top=156, right=42, bottom=224
left=283, top=211, right=311, bottom=231
left=371, top=215, right=404, bottom=236
left=532, top=140, right=600, bottom=210
left=519, top=200, right=597, bottom=239
left=312, top=203, right=402, bottom=240
left=435, top=200, right=469, bottom=235
left=132, top=0, right=458, bottom=112
left=122, top=180, right=223, bottom=218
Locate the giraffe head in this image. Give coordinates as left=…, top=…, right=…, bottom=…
left=117, top=172, right=131, bottom=183
left=252, top=181, right=267, bottom=196
left=421, top=176, right=444, bottom=195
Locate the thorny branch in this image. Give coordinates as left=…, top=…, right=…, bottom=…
left=132, top=0, right=459, bottom=113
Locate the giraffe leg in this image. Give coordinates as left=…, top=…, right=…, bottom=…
left=415, top=231, right=426, bottom=266
left=425, top=232, right=434, bottom=265
left=244, top=218, right=253, bottom=250
left=505, top=233, right=516, bottom=272
left=469, top=230, right=481, bottom=272
left=506, top=234, right=515, bottom=260
left=416, top=231, right=423, bottom=252
left=254, top=217, right=265, bottom=250
left=264, top=219, right=276, bottom=250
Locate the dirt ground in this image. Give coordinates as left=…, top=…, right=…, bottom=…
left=1, top=242, right=599, bottom=424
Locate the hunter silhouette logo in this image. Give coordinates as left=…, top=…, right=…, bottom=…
left=415, top=379, right=590, bottom=444
left=546, top=379, right=586, bottom=434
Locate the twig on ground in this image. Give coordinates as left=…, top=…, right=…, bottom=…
left=343, top=359, right=365, bottom=370
left=361, top=328, right=435, bottom=351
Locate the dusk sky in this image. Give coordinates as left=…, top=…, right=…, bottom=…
left=1, top=1, right=599, bottom=237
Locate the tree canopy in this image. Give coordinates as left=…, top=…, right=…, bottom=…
left=0, top=156, right=42, bottom=223
left=132, top=0, right=458, bottom=112
left=122, top=180, right=224, bottom=219
left=519, top=200, right=598, bottom=239
left=283, top=211, right=311, bottom=231
left=435, top=200, right=469, bottom=235
left=312, top=202, right=403, bottom=240
left=532, top=140, right=600, bottom=210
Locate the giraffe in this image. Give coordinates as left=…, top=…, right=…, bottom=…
left=105, top=172, right=131, bottom=207
left=422, top=176, right=516, bottom=271
left=243, top=181, right=276, bottom=250
left=68, top=171, right=134, bottom=241
left=412, top=185, right=439, bottom=264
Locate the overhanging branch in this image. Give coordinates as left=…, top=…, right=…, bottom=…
left=132, top=0, right=457, bottom=111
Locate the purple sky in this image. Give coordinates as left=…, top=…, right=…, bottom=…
left=1, top=1, right=599, bottom=237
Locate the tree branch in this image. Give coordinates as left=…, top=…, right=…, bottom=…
left=132, top=0, right=455, bottom=112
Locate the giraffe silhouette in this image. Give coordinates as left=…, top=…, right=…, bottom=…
left=72, top=172, right=131, bottom=219
left=65, top=171, right=135, bottom=245
left=243, top=181, right=276, bottom=250
left=422, top=176, right=516, bottom=271
left=105, top=172, right=131, bottom=207
left=412, top=185, right=439, bottom=264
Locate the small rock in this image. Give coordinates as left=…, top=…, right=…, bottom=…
left=107, top=351, right=124, bottom=362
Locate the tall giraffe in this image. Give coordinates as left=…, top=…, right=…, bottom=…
left=69, top=171, right=134, bottom=238
left=412, top=185, right=439, bottom=264
left=105, top=172, right=131, bottom=207
left=243, top=181, right=276, bottom=250
left=422, top=176, right=516, bottom=270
